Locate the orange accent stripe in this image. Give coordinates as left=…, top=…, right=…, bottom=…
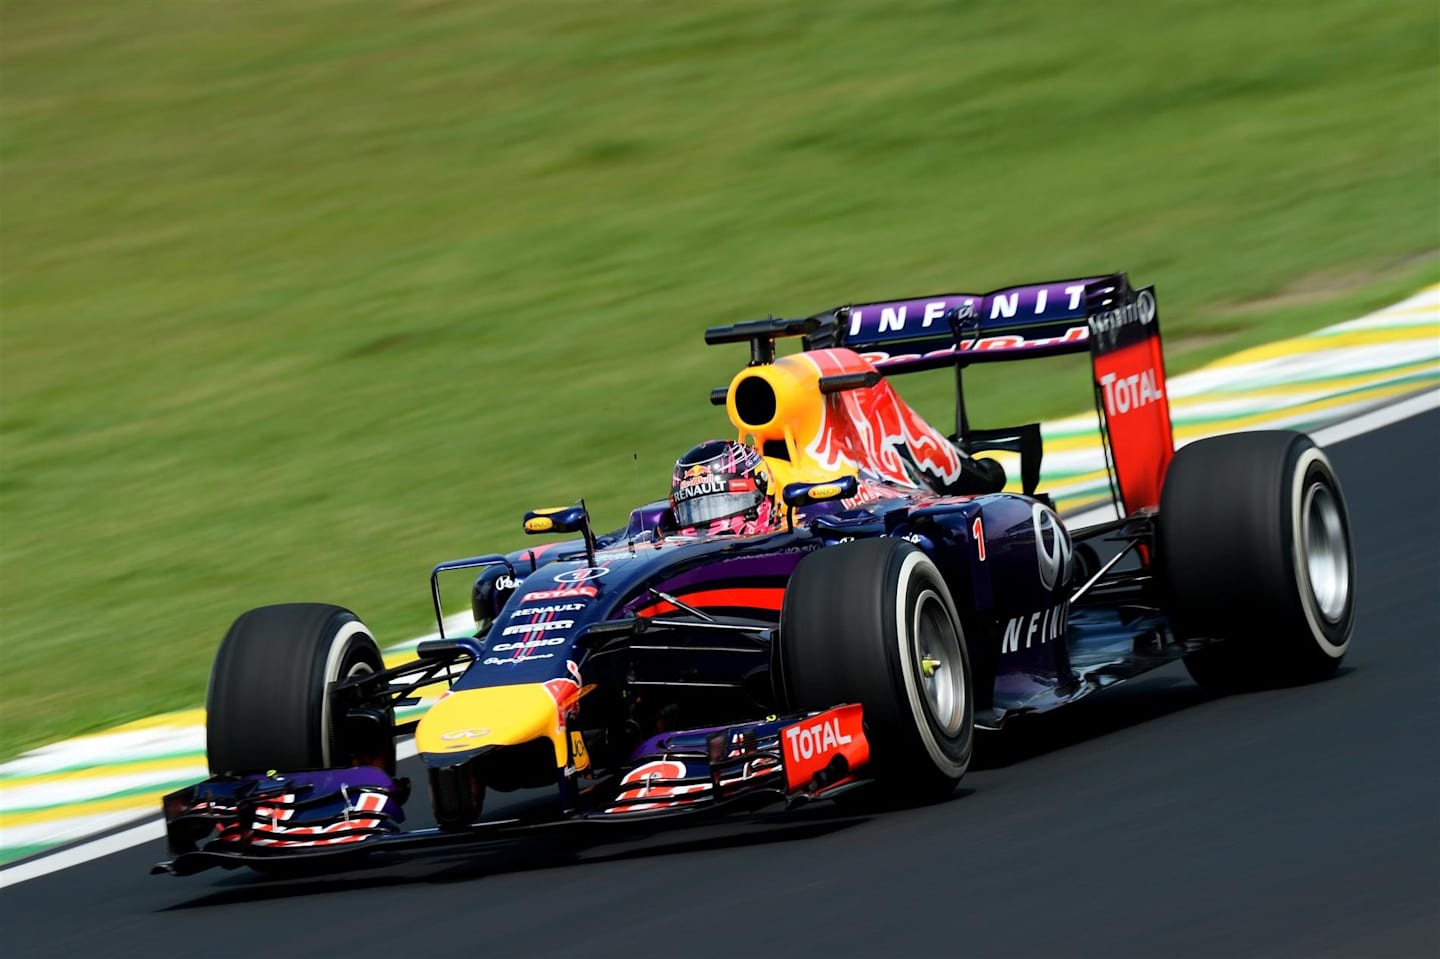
left=638, top=586, right=786, bottom=617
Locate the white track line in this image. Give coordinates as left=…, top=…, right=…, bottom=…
left=2, top=390, right=1435, bottom=888
left=1309, top=388, right=1439, bottom=446
left=0, top=821, right=166, bottom=889
left=0, top=739, right=420, bottom=889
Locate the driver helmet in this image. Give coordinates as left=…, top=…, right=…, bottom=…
left=670, top=439, right=776, bottom=532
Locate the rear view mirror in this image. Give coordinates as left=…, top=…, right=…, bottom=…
left=781, top=476, right=859, bottom=508
left=522, top=503, right=597, bottom=565
left=523, top=506, right=589, bottom=534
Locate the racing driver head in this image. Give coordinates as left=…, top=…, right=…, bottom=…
left=670, top=439, right=778, bottom=534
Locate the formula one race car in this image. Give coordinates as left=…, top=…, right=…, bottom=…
left=155, top=273, right=1356, bottom=876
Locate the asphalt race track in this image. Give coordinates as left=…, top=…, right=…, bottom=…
left=4, top=411, right=1437, bottom=958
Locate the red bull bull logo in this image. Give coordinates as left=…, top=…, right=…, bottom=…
left=801, top=350, right=964, bottom=488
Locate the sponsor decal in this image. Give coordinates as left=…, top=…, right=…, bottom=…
left=841, top=279, right=1110, bottom=368
left=509, top=602, right=584, bottom=617
left=569, top=731, right=591, bottom=772
left=522, top=586, right=597, bottom=602
left=849, top=298, right=969, bottom=336
left=990, top=283, right=1087, bottom=320
left=673, top=474, right=729, bottom=503
left=803, top=349, right=966, bottom=488
left=859, top=327, right=1089, bottom=368
left=848, top=283, right=1096, bottom=339
left=780, top=704, right=869, bottom=792
left=1000, top=601, right=1069, bottom=654
left=784, top=715, right=852, bottom=760
left=554, top=566, right=610, bottom=584
left=808, top=483, right=841, bottom=500
left=545, top=671, right=584, bottom=722
left=1099, top=368, right=1164, bottom=417
left=1088, top=288, right=1156, bottom=349
left=250, top=791, right=391, bottom=847
left=494, top=574, right=522, bottom=591
left=606, top=760, right=710, bottom=814
left=1031, top=503, right=1073, bottom=591
left=483, top=653, right=554, bottom=665
left=852, top=297, right=969, bottom=335
left=491, top=635, right=567, bottom=650
left=253, top=793, right=297, bottom=823
left=524, top=516, right=554, bottom=533
left=439, top=728, right=490, bottom=741
left=498, top=620, right=574, bottom=637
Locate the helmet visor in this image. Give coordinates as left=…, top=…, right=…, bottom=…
left=673, top=476, right=760, bottom=528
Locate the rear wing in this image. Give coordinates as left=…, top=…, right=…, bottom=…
left=805, top=274, right=1174, bottom=514
left=806, top=276, right=1104, bottom=373
left=705, top=273, right=1176, bottom=516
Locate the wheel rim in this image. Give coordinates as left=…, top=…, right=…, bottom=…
left=912, top=589, right=966, bottom=737
left=1301, top=480, right=1350, bottom=623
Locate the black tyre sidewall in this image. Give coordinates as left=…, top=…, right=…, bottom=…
left=206, top=603, right=388, bottom=775
left=880, top=546, right=974, bottom=776
left=780, top=538, right=973, bottom=794
left=1159, top=431, right=1354, bottom=687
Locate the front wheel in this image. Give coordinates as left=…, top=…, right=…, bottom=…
left=1157, top=430, right=1356, bottom=692
left=206, top=603, right=395, bottom=776
left=779, top=538, right=974, bottom=804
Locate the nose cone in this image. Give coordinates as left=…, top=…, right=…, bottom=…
left=415, top=684, right=570, bottom=767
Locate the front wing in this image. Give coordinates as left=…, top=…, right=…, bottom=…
left=153, top=704, right=869, bottom=876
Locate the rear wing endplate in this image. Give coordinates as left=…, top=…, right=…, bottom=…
left=1084, top=275, right=1174, bottom=514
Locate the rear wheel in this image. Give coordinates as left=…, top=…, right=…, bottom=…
left=206, top=603, right=394, bottom=775
left=779, top=538, right=973, bottom=804
left=1157, top=431, right=1355, bottom=692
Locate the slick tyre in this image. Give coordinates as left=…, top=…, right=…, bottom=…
left=1157, top=430, right=1355, bottom=692
left=206, top=603, right=394, bottom=775
left=779, top=538, right=973, bottom=804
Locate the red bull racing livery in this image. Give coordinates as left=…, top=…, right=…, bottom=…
left=156, top=273, right=1357, bottom=877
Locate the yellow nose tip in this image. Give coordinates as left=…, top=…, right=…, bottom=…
left=415, top=684, right=569, bottom=766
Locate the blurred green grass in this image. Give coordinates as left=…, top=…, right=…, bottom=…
left=2, top=0, right=1437, bottom=757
